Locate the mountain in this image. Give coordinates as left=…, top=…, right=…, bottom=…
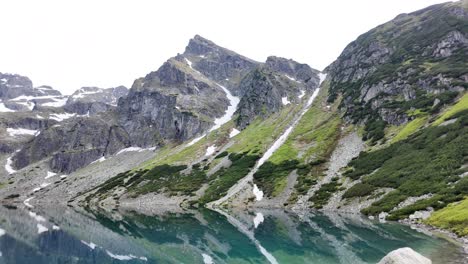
left=0, top=0, right=467, bottom=238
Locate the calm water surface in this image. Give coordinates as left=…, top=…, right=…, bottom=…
left=0, top=205, right=465, bottom=264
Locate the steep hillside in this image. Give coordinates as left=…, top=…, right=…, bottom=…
left=327, top=0, right=467, bottom=144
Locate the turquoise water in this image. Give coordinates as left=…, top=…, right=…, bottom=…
left=0, top=206, right=465, bottom=263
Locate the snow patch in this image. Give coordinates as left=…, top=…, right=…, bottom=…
left=298, top=90, right=306, bottom=99
left=49, top=113, right=76, bottom=122
left=184, top=58, right=193, bottom=68
left=210, top=84, right=240, bottom=132
left=285, top=74, right=301, bottom=83
left=37, top=224, right=48, bottom=234
left=81, top=240, right=97, bottom=250
left=187, top=135, right=205, bottom=146
left=229, top=128, right=240, bottom=138
left=17, top=101, right=34, bottom=110
left=40, top=182, right=50, bottom=188
left=52, top=225, right=60, bottom=230
left=7, top=128, right=39, bottom=137
left=202, top=253, right=214, bottom=264
left=45, top=171, right=57, bottom=179
left=60, top=175, right=68, bottom=179
left=29, top=212, right=46, bottom=222
left=5, top=157, right=17, bottom=174
left=116, top=147, right=143, bottom=155
left=0, top=228, right=5, bottom=237
left=0, top=103, right=15, bottom=112
left=23, top=197, right=34, bottom=208
left=281, top=97, right=290, bottom=105
left=205, top=145, right=216, bottom=156
left=253, top=184, right=264, bottom=201
left=318, top=72, right=327, bottom=84
left=36, top=115, right=44, bottom=119
left=253, top=212, right=264, bottom=228
left=106, top=251, right=147, bottom=262
left=41, top=97, right=68, bottom=107
left=73, top=90, right=99, bottom=99
left=91, top=156, right=106, bottom=164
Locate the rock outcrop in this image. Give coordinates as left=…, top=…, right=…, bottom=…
left=378, top=247, right=432, bottom=264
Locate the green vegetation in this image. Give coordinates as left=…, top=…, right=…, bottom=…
left=433, top=92, right=468, bottom=126
left=93, top=163, right=208, bottom=199
left=254, top=81, right=342, bottom=200
left=344, top=111, right=468, bottom=218
left=253, top=160, right=299, bottom=197
left=309, top=178, right=341, bottom=209
left=342, top=183, right=377, bottom=199
left=199, top=152, right=259, bottom=204
left=426, top=197, right=468, bottom=236
left=391, top=116, right=428, bottom=143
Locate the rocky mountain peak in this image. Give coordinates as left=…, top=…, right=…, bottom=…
left=184, top=34, right=219, bottom=55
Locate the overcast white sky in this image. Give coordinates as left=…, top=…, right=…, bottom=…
left=0, top=0, right=452, bottom=94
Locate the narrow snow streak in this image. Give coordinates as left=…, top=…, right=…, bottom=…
left=7, top=128, right=39, bottom=137
left=81, top=240, right=97, bottom=250
left=187, top=83, right=239, bottom=146
left=23, top=197, right=34, bottom=208
left=210, top=84, right=240, bottom=132
left=49, top=113, right=76, bottom=122
left=210, top=74, right=326, bottom=206
left=5, top=157, right=16, bottom=174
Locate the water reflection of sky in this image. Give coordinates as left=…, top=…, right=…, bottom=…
left=0, top=205, right=464, bottom=264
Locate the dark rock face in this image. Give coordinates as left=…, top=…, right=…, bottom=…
left=0, top=73, right=62, bottom=100
left=327, top=1, right=468, bottom=133
left=117, top=89, right=211, bottom=147
left=13, top=116, right=130, bottom=173
left=0, top=73, right=34, bottom=99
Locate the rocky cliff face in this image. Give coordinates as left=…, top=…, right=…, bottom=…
left=327, top=1, right=468, bottom=142
left=64, top=86, right=129, bottom=115
left=236, top=58, right=320, bottom=128
left=13, top=113, right=130, bottom=173
left=117, top=56, right=230, bottom=146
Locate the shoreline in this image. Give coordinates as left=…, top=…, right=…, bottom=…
left=399, top=220, right=468, bottom=256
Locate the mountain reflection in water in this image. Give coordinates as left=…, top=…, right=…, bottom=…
left=0, top=205, right=465, bottom=264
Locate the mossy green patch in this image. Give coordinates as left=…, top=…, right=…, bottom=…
left=433, top=92, right=468, bottom=126
left=426, top=197, right=468, bottom=236
left=391, top=115, right=428, bottom=143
